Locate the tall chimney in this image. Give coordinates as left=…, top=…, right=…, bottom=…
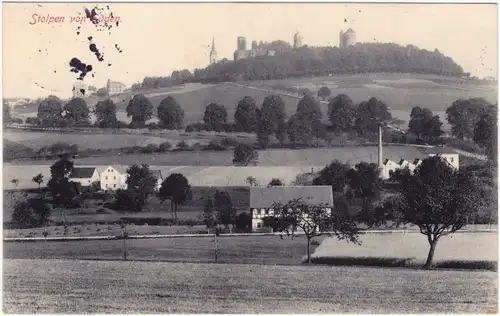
left=378, top=124, right=383, bottom=168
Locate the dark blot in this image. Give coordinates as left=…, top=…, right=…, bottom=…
left=76, top=31, right=80, bottom=35
left=89, top=43, right=104, bottom=62
left=80, top=89, right=86, bottom=95
left=38, top=49, right=41, bottom=52
left=344, top=18, right=347, bottom=22
left=88, top=36, right=93, bottom=41
left=69, top=57, right=93, bottom=80
left=107, top=5, right=109, bottom=9
left=92, top=73, right=95, bottom=78
left=84, top=7, right=99, bottom=25
left=115, top=44, right=123, bottom=53
left=53, top=70, right=57, bottom=73
left=116, top=20, right=119, bottom=27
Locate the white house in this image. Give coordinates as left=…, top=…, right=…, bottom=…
left=380, top=148, right=459, bottom=180
left=249, top=186, right=334, bottom=233
left=99, top=165, right=163, bottom=191
left=69, top=167, right=100, bottom=187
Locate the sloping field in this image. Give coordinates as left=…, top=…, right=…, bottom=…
left=3, top=145, right=428, bottom=188
left=3, top=258, right=497, bottom=313
left=315, top=232, right=498, bottom=262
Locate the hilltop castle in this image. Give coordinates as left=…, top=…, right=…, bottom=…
left=233, top=36, right=276, bottom=61
left=339, top=28, right=356, bottom=48
left=209, top=37, right=218, bottom=65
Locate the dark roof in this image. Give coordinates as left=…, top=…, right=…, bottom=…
left=69, top=167, right=97, bottom=179
left=250, top=186, right=333, bottom=209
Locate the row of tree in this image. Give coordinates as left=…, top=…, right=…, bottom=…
left=135, top=43, right=465, bottom=89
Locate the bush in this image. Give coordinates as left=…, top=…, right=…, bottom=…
left=185, top=125, right=195, bottom=133
left=11, top=198, right=52, bottom=229
left=157, top=141, right=172, bottom=152
left=176, top=141, right=190, bottom=150
left=203, top=140, right=228, bottom=151
left=140, top=144, right=159, bottom=154
left=221, top=137, right=239, bottom=147
left=25, top=116, right=41, bottom=125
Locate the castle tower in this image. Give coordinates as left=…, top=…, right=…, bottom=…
left=237, top=36, right=247, bottom=51
left=339, top=30, right=344, bottom=48
left=251, top=40, right=258, bottom=50
left=209, top=37, right=218, bottom=65
left=293, top=31, right=303, bottom=49
left=341, top=28, right=356, bottom=48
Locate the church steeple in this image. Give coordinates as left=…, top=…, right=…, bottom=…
left=209, top=37, right=218, bottom=65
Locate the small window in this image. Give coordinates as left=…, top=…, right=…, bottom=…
left=257, top=223, right=261, bottom=228
left=105, top=176, right=108, bottom=180
left=88, top=180, right=91, bottom=183
left=105, top=184, right=108, bottom=188
left=113, top=176, right=116, bottom=180
left=113, top=184, right=116, bottom=188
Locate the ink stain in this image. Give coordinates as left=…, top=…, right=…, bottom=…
left=85, top=7, right=100, bottom=25
left=115, top=44, right=123, bottom=53
left=89, top=43, right=104, bottom=61
left=88, top=36, right=93, bottom=41
left=108, top=63, right=112, bottom=67
left=80, top=89, right=86, bottom=95
left=69, top=57, right=93, bottom=80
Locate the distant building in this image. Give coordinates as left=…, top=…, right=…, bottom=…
left=339, top=28, right=356, bottom=48
left=209, top=37, right=218, bottom=65
left=73, top=81, right=87, bottom=98
left=233, top=36, right=276, bottom=61
left=293, top=31, right=303, bottom=49
left=106, top=79, right=127, bottom=95
left=99, top=165, right=163, bottom=191
left=69, top=167, right=100, bottom=187
left=249, top=186, right=333, bottom=233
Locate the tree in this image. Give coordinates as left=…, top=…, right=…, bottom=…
left=126, top=94, right=153, bottom=127
left=12, top=198, right=52, bottom=229
left=311, top=120, right=327, bottom=145
left=268, top=178, right=283, bottom=186
left=256, top=108, right=273, bottom=148
left=260, top=95, right=286, bottom=134
left=328, top=94, right=356, bottom=133
left=203, top=198, right=217, bottom=232
left=233, top=143, right=259, bottom=166
left=32, top=173, right=44, bottom=189
left=473, top=104, right=497, bottom=160
left=37, top=95, right=63, bottom=126
left=287, top=114, right=302, bottom=147
left=94, top=99, right=118, bottom=128
left=214, top=190, right=237, bottom=231
left=203, top=103, right=228, bottom=131
left=446, top=98, right=490, bottom=140
left=157, top=96, right=184, bottom=129
left=388, top=156, right=486, bottom=269
left=10, top=178, right=19, bottom=189
left=234, top=96, right=258, bottom=133
left=317, top=86, right=332, bottom=100
left=63, top=98, right=90, bottom=126
left=46, top=157, right=79, bottom=208
left=96, top=87, right=108, bottom=96
left=313, top=160, right=351, bottom=193
left=245, top=176, right=259, bottom=187
left=122, top=164, right=157, bottom=211
left=296, top=93, right=323, bottom=124
left=408, top=107, right=443, bottom=142
left=355, top=97, right=392, bottom=136
left=158, top=173, right=192, bottom=221
left=271, top=198, right=359, bottom=263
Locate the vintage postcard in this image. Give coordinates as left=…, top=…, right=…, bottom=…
left=2, top=2, right=498, bottom=314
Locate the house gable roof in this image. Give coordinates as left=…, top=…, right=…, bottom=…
left=250, top=186, right=333, bottom=209
left=69, top=167, right=97, bottom=179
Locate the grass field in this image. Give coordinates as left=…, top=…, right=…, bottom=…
left=3, top=258, right=497, bottom=313
left=2, top=145, right=438, bottom=189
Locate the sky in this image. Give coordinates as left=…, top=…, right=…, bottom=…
left=2, top=2, right=498, bottom=99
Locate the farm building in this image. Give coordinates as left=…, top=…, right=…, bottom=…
left=99, top=165, right=163, bottom=191
left=249, top=186, right=333, bottom=233
left=68, top=167, right=100, bottom=187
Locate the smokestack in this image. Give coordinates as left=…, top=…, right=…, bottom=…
left=378, top=124, right=383, bottom=168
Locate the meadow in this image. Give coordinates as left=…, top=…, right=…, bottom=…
left=3, top=257, right=497, bottom=313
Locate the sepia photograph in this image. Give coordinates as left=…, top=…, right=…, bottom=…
left=2, top=1, right=498, bottom=313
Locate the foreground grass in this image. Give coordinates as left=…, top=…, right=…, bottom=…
left=3, top=259, right=497, bottom=313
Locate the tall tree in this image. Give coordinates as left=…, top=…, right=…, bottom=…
left=123, top=164, right=157, bottom=211
left=234, top=96, right=258, bottom=132
left=126, top=94, right=153, bottom=127
left=158, top=173, right=192, bottom=221
left=260, top=95, right=286, bottom=134
left=312, top=160, right=351, bottom=193
left=37, top=95, right=63, bottom=126
left=46, top=157, right=78, bottom=208
left=355, top=97, right=392, bottom=136
left=94, top=99, right=118, bottom=128
left=203, top=102, right=228, bottom=131
left=327, top=94, right=356, bottom=133
left=233, top=143, right=259, bottom=166
left=203, top=198, right=217, bottom=233
left=157, top=96, right=184, bottom=129
left=473, top=104, right=497, bottom=160
left=408, top=106, right=443, bottom=142
left=296, top=93, right=323, bottom=123
left=214, top=190, right=237, bottom=231
left=63, top=97, right=90, bottom=126
left=387, top=156, right=486, bottom=269
left=272, top=198, right=359, bottom=263
left=446, top=98, right=490, bottom=140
